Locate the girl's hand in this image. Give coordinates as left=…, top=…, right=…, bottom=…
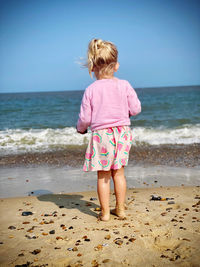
left=76, top=126, right=87, bottom=134
left=78, top=129, right=88, bottom=134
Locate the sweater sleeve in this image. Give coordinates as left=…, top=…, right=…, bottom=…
left=76, top=88, right=92, bottom=133
left=127, top=81, right=141, bottom=116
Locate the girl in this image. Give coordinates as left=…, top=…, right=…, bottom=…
left=77, top=38, right=141, bottom=221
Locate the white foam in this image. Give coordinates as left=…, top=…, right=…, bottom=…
left=0, top=127, right=90, bottom=155
left=132, top=124, right=200, bottom=145
left=0, top=124, right=199, bottom=155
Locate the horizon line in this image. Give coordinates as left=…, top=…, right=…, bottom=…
left=0, top=84, right=200, bottom=94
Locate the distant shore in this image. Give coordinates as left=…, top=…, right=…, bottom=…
left=0, top=143, right=199, bottom=168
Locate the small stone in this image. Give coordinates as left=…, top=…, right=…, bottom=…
left=52, top=211, right=57, bottom=214
left=124, top=236, right=129, bottom=239
left=31, top=249, right=41, bottom=255
left=72, top=247, right=78, bottom=251
left=77, top=253, right=82, bottom=257
left=42, top=232, right=48, bottom=236
left=49, top=230, right=55, bottom=234
left=56, top=236, right=63, bottom=240
left=114, top=239, right=123, bottom=245
left=94, top=207, right=101, bottom=211
left=8, top=226, right=16, bottom=230
left=102, top=259, right=110, bottom=263
left=84, top=238, right=90, bottom=242
left=69, top=226, right=73, bottom=229
left=104, top=234, right=111, bottom=240
left=129, top=237, right=136, bottom=243
left=59, top=205, right=64, bottom=208
left=168, top=201, right=175, bottom=205
left=54, top=247, right=61, bottom=249
left=23, top=221, right=30, bottom=224
left=91, top=259, right=99, bottom=266
left=90, top=198, right=97, bottom=201
left=25, top=234, right=37, bottom=239
left=22, top=211, right=33, bottom=216
left=166, top=207, right=172, bottom=211
left=18, top=253, right=24, bottom=257
left=94, top=244, right=103, bottom=251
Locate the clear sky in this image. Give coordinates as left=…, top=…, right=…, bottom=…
left=0, top=0, right=200, bottom=93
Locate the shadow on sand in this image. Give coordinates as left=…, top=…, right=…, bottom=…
left=37, top=193, right=99, bottom=218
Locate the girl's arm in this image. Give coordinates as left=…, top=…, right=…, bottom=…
left=76, top=89, right=92, bottom=134
left=127, top=82, right=141, bottom=116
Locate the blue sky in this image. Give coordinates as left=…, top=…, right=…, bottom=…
left=0, top=0, right=200, bottom=93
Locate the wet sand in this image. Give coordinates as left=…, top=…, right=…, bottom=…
left=0, top=186, right=200, bottom=266
left=0, top=164, right=200, bottom=198
left=0, top=144, right=200, bottom=168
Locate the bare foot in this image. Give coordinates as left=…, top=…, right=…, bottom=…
left=110, top=208, right=126, bottom=219
left=98, top=212, right=110, bottom=222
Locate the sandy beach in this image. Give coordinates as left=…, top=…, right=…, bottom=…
left=0, top=143, right=200, bottom=266
left=0, top=186, right=200, bottom=266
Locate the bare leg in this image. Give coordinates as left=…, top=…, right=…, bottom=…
left=111, top=167, right=126, bottom=218
left=97, top=170, right=111, bottom=221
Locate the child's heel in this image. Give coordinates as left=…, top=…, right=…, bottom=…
left=110, top=206, right=126, bottom=219
left=98, top=212, right=110, bottom=222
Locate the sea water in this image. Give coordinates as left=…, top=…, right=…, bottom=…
left=0, top=86, right=200, bottom=155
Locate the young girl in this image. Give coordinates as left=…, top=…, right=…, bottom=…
left=77, top=38, right=141, bottom=221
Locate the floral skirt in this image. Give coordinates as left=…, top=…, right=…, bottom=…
left=83, top=126, right=132, bottom=172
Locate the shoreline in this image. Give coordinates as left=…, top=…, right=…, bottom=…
left=0, top=164, right=199, bottom=199
left=0, top=143, right=199, bottom=199
left=0, top=143, right=200, bottom=168
left=0, top=186, right=200, bottom=266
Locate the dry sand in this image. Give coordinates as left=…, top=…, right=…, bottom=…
left=0, top=186, right=200, bottom=267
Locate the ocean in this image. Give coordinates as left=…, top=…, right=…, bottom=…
left=0, top=85, right=200, bottom=156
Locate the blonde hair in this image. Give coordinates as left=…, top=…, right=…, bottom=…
left=86, top=38, right=118, bottom=78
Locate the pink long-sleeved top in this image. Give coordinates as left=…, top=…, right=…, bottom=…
left=77, top=78, right=141, bottom=133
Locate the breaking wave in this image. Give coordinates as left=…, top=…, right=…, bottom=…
left=0, top=124, right=200, bottom=155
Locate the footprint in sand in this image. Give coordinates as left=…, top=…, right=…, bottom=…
left=153, top=233, right=193, bottom=261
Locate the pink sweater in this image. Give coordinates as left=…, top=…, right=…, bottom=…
left=77, top=78, right=141, bottom=133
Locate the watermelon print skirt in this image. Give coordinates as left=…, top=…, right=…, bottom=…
left=83, top=126, right=132, bottom=172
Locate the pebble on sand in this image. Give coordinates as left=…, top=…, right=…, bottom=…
left=22, top=211, right=33, bottom=216
left=31, top=249, right=41, bottom=255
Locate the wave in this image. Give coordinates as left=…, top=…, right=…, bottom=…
left=0, top=125, right=200, bottom=155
